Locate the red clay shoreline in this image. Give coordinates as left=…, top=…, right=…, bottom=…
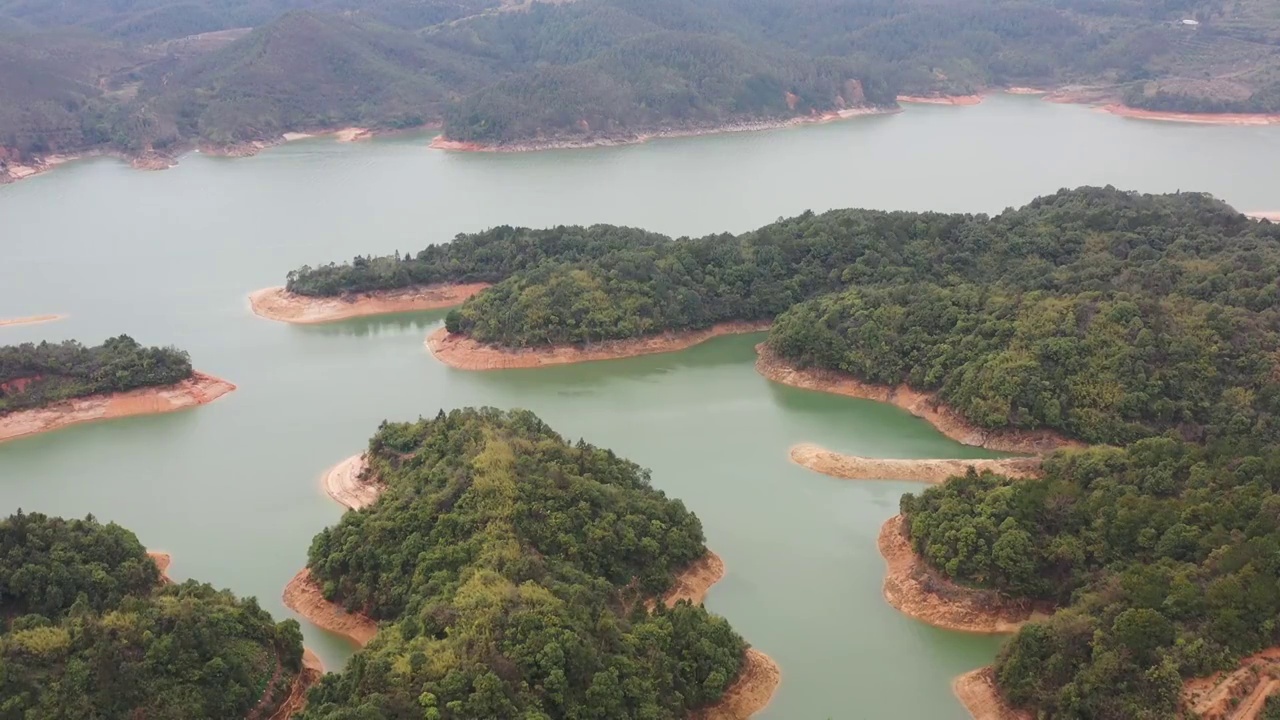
left=426, top=321, right=770, bottom=370
left=0, top=371, right=236, bottom=443
left=249, top=284, right=489, bottom=324
left=0, top=314, right=66, bottom=328
left=790, top=443, right=1043, bottom=484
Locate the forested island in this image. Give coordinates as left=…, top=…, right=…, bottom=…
left=3, top=0, right=1280, bottom=176
left=288, top=407, right=777, bottom=719
left=0, top=335, right=235, bottom=442
left=287, top=188, right=1280, bottom=716
left=0, top=511, right=316, bottom=718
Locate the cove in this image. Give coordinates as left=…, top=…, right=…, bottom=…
left=3, top=93, right=1280, bottom=718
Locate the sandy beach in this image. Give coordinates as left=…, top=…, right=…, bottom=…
left=0, top=314, right=66, bottom=328
left=953, top=668, right=1031, bottom=720
left=1101, top=104, right=1280, bottom=125
left=0, top=372, right=236, bottom=443
left=755, top=344, right=1078, bottom=454
left=426, top=321, right=770, bottom=370
left=879, top=515, right=1044, bottom=633
left=282, top=569, right=379, bottom=647
left=790, top=443, right=1042, bottom=484
left=428, top=107, right=895, bottom=152
left=249, top=284, right=490, bottom=324
left=897, top=95, right=983, bottom=105
left=322, top=454, right=382, bottom=510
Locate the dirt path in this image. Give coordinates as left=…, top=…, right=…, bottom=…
left=755, top=344, right=1078, bottom=454
left=266, top=648, right=325, bottom=720
left=0, top=314, right=65, bottom=327
left=426, top=322, right=770, bottom=370
left=322, top=454, right=382, bottom=511
left=248, top=284, right=489, bottom=324
left=952, top=668, right=1031, bottom=720
left=790, top=443, right=1042, bottom=483
left=879, top=515, right=1044, bottom=633
left=0, top=372, right=235, bottom=443
left=1183, top=648, right=1280, bottom=720
left=282, top=569, right=379, bottom=647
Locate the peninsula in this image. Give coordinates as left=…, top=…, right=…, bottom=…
left=0, top=511, right=311, bottom=719
left=287, top=408, right=778, bottom=720
left=789, top=443, right=1042, bottom=484
left=249, top=283, right=489, bottom=324
left=0, top=335, right=234, bottom=443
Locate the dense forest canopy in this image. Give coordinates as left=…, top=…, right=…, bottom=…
left=0, top=511, right=305, bottom=719
left=299, top=407, right=748, bottom=719
left=0, top=335, right=192, bottom=414
left=2, top=0, right=1279, bottom=164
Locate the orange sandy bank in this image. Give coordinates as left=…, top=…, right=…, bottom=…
left=898, top=95, right=984, bottom=105
left=267, top=648, right=325, bottom=720
left=1102, top=104, right=1280, bottom=126
left=790, top=443, right=1042, bottom=484
left=427, top=321, right=770, bottom=370
left=693, top=649, right=781, bottom=720
left=953, top=668, right=1031, bottom=720
left=250, top=284, right=489, bottom=324
left=148, top=551, right=173, bottom=583
left=663, top=551, right=726, bottom=607
left=429, top=107, right=894, bottom=152
left=0, top=314, right=66, bottom=327
left=755, top=344, right=1078, bottom=454
left=0, top=371, right=235, bottom=443
left=322, top=454, right=382, bottom=511
left=880, top=515, right=1046, bottom=633
left=283, top=569, right=379, bottom=647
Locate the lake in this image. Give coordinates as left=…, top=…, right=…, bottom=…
left=2, top=93, right=1278, bottom=718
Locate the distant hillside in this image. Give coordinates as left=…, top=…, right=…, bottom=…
left=2, top=0, right=1279, bottom=165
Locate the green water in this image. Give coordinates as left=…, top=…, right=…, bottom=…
left=3, top=94, right=1279, bottom=718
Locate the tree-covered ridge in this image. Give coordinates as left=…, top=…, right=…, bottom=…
left=901, top=438, right=1280, bottom=718
left=4, top=0, right=1280, bottom=163
left=0, top=511, right=305, bottom=719
left=299, top=407, right=748, bottom=719
left=0, top=335, right=193, bottom=415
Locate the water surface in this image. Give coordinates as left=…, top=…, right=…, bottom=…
left=3, top=94, right=1278, bottom=718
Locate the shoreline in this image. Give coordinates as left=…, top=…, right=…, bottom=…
left=755, top=344, right=1078, bottom=454
left=694, top=648, right=781, bottom=720
left=790, top=443, right=1043, bottom=484
left=0, top=314, right=66, bottom=327
left=148, top=551, right=173, bottom=583
left=268, top=648, right=325, bottom=720
left=249, top=284, right=490, bottom=324
left=879, top=515, right=1045, bottom=633
left=322, top=453, right=381, bottom=511
left=1247, top=211, right=1280, bottom=222
left=952, top=668, right=1030, bottom=720
left=1100, top=103, right=1280, bottom=126
left=426, top=321, right=770, bottom=370
left=0, top=371, right=236, bottom=443
left=282, top=569, right=380, bottom=647
left=428, top=107, right=897, bottom=152
left=662, top=550, right=726, bottom=607
left=898, top=94, right=984, bottom=105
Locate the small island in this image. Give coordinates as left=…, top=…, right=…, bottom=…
left=0, top=335, right=234, bottom=443
left=0, top=511, right=318, bottom=719
left=286, top=408, right=779, bottom=719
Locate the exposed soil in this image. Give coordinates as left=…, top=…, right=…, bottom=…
left=248, top=284, right=489, bottom=324
left=879, top=515, right=1047, bottom=633
left=952, top=668, right=1031, bottom=720
left=267, top=648, right=325, bottom=720
left=426, top=321, right=770, bottom=370
left=662, top=551, right=726, bottom=607
left=790, top=443, right=1043, bottom=484
left=1182, top=648, right=1280, bottom=720
left=1247, top=211, right=1280, bottom=222
left=322, top=454, right=383, bottom=511
left=282, top=569, right=379, bottom=647
left=898, top=95, right=984, bottom=105
left=0, top=314, right=66, bottom=327
left=332, top=128, right=372, bottom=142
left=755, top=344, right=1079, bottom=454
left=428, top=107, right=897, bottom=152
left=0, top=371, right=236, bottom=443
left=148, top=551, right=173, bottom=583
left=1004, top=87, right=1048, bottom=95
left=1101, top=104, right=1280, bottom=125
left=692, top=648, right=781, bottom=720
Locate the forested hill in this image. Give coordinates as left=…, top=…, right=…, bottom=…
left=299, top=407, right=749, bottom=718
left=4, top=0, right=1280, bottom=167
left=0, top=335, right=193, bottom=414
left=0, top=511, right=306, bottom=718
